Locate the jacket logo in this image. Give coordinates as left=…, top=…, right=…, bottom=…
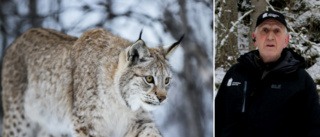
left=271, top=84, right=281, bottom=89
left=227, top=78, right=241, bottom=87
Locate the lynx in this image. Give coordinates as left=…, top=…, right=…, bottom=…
left=1, top=28, right=183, bottom=137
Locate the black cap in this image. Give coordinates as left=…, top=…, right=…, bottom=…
left=255, top=10, right=287, bottom=29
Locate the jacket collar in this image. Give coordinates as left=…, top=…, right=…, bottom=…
left=237, top=48, right=306, bottom=74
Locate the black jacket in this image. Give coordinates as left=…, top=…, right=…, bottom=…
left=215, top=49, right=320, bottom=137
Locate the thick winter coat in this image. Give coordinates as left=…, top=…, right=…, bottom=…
left=215, top=48, right=320, bottom=137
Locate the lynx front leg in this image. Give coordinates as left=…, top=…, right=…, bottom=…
left=130, top=121, right=162, bottom=137
left=72, top=115, right=93, bottom=137
left=72, top=110, right=100, bottom=137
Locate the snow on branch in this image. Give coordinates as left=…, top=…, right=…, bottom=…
left=218, top=9, right=254, bottom=49
left=265, top=0, right=275, bottom=11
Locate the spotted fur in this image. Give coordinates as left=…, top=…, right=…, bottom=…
left=1, top=28, right=181, bottom=137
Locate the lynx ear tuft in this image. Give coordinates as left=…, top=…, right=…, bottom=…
left=138, top=29, right=143, bottom=40
left=127, top=40, right=150, bottom=65
left=164, top=34, right=184, bottom=58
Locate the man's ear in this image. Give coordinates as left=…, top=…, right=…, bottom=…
left=284, top=34, right=290, bottom=48
left=126, top=40, right=150, bottom=65
left=164, top=35, right=184, bottom=59
left=252, top=33, right=257, bottom=46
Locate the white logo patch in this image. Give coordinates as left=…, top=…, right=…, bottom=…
left=262, top=13, right=268, bottom=18
left=227, top=78, right=242, bottom=87
left=263, top=13, right=279, bottom=18
left=232, top=82, right=241, bottom=86
left=227, top=78, right=233, bottom=86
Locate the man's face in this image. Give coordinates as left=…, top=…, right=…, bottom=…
left=252, top=19, right=289, bottom=63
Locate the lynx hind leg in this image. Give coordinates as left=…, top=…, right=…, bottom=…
left=2, top=95, right=38, bottom=137
left=2, top=99, right=67, bottom=137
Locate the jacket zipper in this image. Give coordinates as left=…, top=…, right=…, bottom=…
left=242, top=81, right=247, bottom=113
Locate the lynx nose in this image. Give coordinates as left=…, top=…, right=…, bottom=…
left=157, top=95, right=167, bottom=103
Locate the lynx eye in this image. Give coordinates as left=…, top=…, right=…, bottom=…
left=145, top=76, right=154, bottom=83
left=165, top=77, right=170, bottom=84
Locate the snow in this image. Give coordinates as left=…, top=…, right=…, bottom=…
left=237, top=23, right=251, bottom=54
left=37, top=0, right=57, bottom=16
left=227, top=56, right=233, bottom=60
left=78, top=11, right=104, bottom=29
left=42, top=17, right=62, bottom=30
left=60, top=9, right=83, bottom=30
left=309, top=0, right=320, bottom=6
left=61, top=0, right=83, bottom=8
left=294, top=11, right=312, bottom=27
left=15, top=0, right=29, bottom=15
left=215, top=67, right=226, bottom=87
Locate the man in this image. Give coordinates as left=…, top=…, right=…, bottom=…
left=215, top=10, right=320, bottom=137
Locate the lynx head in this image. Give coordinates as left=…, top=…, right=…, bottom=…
left=116, top=31, right=183, bottom=112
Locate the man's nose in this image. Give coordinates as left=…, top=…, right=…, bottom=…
left=267, top=32, right=275, bottom=41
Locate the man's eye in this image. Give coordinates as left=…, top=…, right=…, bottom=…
left=263, top=28, right=268, bottom=32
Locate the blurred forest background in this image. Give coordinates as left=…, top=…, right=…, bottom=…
left=215, top=0, right=320, bottom=94
left=0, top=0, right=213, bottom=137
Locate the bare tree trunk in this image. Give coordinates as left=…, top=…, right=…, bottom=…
left=216, top=0, right=239, bottom=68
left=249, top=0, right=267, bottom=50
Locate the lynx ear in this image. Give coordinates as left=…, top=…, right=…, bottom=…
left=127, top=40, right=150, bottom=65
left=164, top=34, right=184, bottom=58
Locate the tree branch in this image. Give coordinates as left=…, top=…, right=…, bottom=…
left=218, top=9, right=254, bottom=49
